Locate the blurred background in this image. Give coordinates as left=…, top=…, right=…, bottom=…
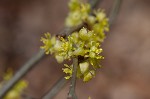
left=0, top=0, right=150, bottom=99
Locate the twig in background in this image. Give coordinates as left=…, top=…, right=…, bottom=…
left=109, top=0, right=123, bottom=25
left=0, top=49, right=45, bottom=98
left=88, top=0, right=101, bottom=9
left=42, top=77, right=66, bottom=99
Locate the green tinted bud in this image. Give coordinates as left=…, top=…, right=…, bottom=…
left=51, top=36, right=56, bottom=45
left=65, top=76, right=71, bottom=80
left=15, top=81, right=27, bottom=92
left=55, top=55, right=64, bottom=63
left=4, top=90, right=20, bottom=99
left=87, top=15, right=96, bottom=25
left=63, top=68, right=71, bottom=74
left=73, top=47, right=85, bottom=56
left=90, top=46, right=97, bottom=52
left=69, top=0, right=80, bottom=11
left=65, top=11, right=82, bottom=27
left=96, top=11, right=106, bottom=22
left=79, top=28, right=89, bottom=41
left=79, top=62, right=89, bottom=74
left=62, top=64, right=73, bottom=79
left=89, top=52, right=96, bottom=58
left=53, top=40, right=62, bottom=51
left=71, top=32, right=79, bottom=43
left=83, top=70, right=95, bottom=82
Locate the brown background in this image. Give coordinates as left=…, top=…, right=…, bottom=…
left=0, top=0, right=150, bottom=99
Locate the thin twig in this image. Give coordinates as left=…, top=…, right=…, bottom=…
left=0, top=26, right=84, bottom=99
left=22, top=94, right=37, bottom=99
left=67, top=57, right=78, bottom=99
left=58, top=24, right=84, bottom=37
left=0, top=49, right=45, bottom=98
left=109, top=0, right=122, bottom=25
left=88, top=0, right=102, bottom=9
left=42, top=77, right=67, bottom=99
left=0, top=26, right=81, bottom=98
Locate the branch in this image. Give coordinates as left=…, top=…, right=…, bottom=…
left=0, top=26, right=81, bottom=98
left=109, top=0, right=123, bottom=25
left=0, top=49, right=45, bottom=98
left=57, top=24, right=83, bottom=37
left=88, top=0, right=102, bottom=9
left=67, top=57, right=78, bottom=99
left=58, top=0, right=103, bottom=37
left=0, top=26, right=85, bottom=99
left=42, top=77, right=67, bottom=99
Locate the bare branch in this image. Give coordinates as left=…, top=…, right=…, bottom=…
left=0, top=49, right=45, bottom=98
left=42, top=77, right=67, bottom=99
left=88, top=0, right=102, bottom=9
left=109, top=0, right=123, bottom=25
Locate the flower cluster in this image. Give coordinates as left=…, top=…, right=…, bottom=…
left=0, top=69, right=27, bottom=99
left=65, top=0, right=90, bottom=27
left=41, top=0, right=109, bottom=82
